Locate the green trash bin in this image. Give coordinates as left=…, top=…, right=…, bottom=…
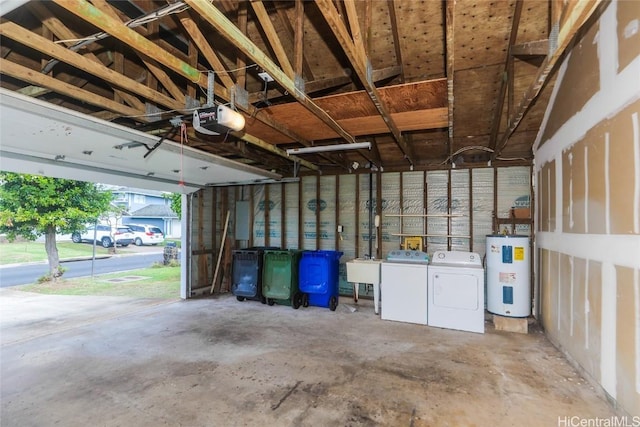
left=262, top=250, right=303, bottom=308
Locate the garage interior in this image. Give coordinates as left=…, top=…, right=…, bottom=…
left=0, top=0, right=639, bottom=425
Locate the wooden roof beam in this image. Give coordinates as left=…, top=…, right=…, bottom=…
left=387, top=0, right=404, bottom=83
left=89, top=0, right=186, bottom=104
left=494, top=0, right=604, bottom=158
left=489, top=0, right=523, bottom=152
left=316, top=0, right=415, bottom=165
left=51, top=0, right=329, bottom=171
left=0, top=58, right=149, bottom=121
left=184, top=0, right=357, bottom=146
left=274, top=0, right=314, bottom=79
left=249, top=0, right=295, bottom=79
left=510, top=39, right=549, bottom=57
left=179, top=16, right=235, bottom=89
left=0, top=21, right=184, bottom=112
left=183, top=0, right=359, bottom=170
left=247, top=66, right=399, bottom=105
left=445, top=0, right=455, bottom=159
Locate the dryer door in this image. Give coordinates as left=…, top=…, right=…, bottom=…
left=431, top=271, right=479, bottom=310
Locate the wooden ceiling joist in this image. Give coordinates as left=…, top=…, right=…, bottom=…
left=494, top=0, right=604, bottom=158
left=0, top=22, right=186, bottom=112
left=179, top=16, right=235, bottom=89
left=445, top=0, right=455, bottom=156
left=184, top=0, right=358, bottom=146
left=249, top=0, right=295, bottom=79
left=0, top=58, right=148, bottom=120
left=316, top=0, right=415, bottom=165
left=511, top=39, right=550, bottom=57
left=51, top=0, right=335, bottom=170
left=489, top=0, right=523, bottom=152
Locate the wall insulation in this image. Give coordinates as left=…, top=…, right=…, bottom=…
left=284, top=182, right=299, bottom=249
left=319, top=175, right=336, bottom=250
left=472, top=168, right=494, bottom=256
left=188, top=165, right=531, bottom=298
left=534, top=1, right=640, bottom=416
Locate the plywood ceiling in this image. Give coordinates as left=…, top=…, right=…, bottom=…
left=0, top=0, right=603, bottom=176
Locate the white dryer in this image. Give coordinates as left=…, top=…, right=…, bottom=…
left=428, top=251, right=485, bottom=334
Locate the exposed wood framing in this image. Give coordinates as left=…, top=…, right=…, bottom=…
left=387, top=0, right=404, bottom=83
left=315, top=175, right=320, bottom=250
left=184, top=0, right=357, bottom=145
left=317, top=0, right=415, bottom=164
left=0, top=58, right=147, bottom=119
left=335, top=175, right=340, bottom=250
left=250, top=0, right=295, bottom=79
left=89, top=0, right=187, bottom=103
left=445, top=0, right=455, bottom=155
left=291, top=0, right=310, bottom=78
left=511, top=39, right=549, bottom=57
left=489, top=0, right=523, bottom=151
left=264, top=184, right=270, bottom=247
left=494, top=0, right=604, bottom=158
left=0, top=22, right=184, bottom=111
left=355, top=174, right=360, bottom=257
left=239, top=133, right=317, bottom=171
left=235, top=1, right=248, bottom=90
left=281, top=182, right=286, bottom=249
left=180, top=16, right=235, bottom=89
left=469, top=170, right=473, bottom=252
left=52, top=0, right=326, bottom=171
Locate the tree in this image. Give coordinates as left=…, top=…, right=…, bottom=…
left=0, top=173, right=112, bottom=280
left=168, top=193, right=182, bottom=219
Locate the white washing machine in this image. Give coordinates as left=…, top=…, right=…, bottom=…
left=428, top=251, right=485, bottom=334
left=380, top=250, right=429, bottom=325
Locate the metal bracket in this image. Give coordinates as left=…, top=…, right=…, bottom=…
left=294, top=74, right=305, bottom=95
left=232, top=84, right=249, bottom=110
left=144, top=103, right=163, bottom=122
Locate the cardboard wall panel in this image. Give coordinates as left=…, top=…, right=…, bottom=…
left=618, top=0, right=640, bottom=72
left=540, top=20, right=600, bottom=144
left=585, top=128, right=607, bottom=234
left=562, top=139, right=587, bottom=234
left=534, top=1, right=640, bottom=417
left=609, top=100, right=640, bottom=234
left=616, top=266, right=640, bottom=412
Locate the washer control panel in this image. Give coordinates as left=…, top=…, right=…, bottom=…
left=386, top=250, right=430, bottom=264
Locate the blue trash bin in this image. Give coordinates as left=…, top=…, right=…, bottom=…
left=299, top=250, right=343, bottom=311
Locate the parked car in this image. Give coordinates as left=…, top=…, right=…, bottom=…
left=71, top=224, right=134, bottom=248
left=127, top=224, right=165, bottom=246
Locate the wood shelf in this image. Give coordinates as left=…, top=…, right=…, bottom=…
left=391, top=233, right=471, bottom=238
left=384, top=214, right=465, bottom=218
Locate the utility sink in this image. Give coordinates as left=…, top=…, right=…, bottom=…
left=346, top=259, right=383, bottom=314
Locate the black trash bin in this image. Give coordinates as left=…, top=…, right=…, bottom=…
left=231, top=247, right=279, bottom=303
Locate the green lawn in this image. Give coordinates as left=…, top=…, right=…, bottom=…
left=0, top=241, right=119, bottom=265
left=18, top=264, right=181, bottom=299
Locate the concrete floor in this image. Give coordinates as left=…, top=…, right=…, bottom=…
left=1, top=288, right=618, bottom=427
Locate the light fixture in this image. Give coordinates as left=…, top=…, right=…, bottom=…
left=286, top=141, right=371, bottom=155
left=193, top=104, right=245, bottom=135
